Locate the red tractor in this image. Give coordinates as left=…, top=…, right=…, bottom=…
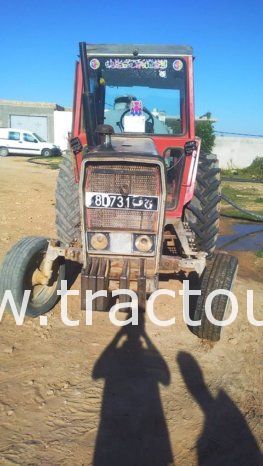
left=0, top=43, right=238, bottom=341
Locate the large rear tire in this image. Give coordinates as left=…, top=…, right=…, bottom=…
left=184, top=151, right=221, bottom=256
left=0, top=237, right=65, bottom=317
left=55, top=151, right=80, bottom=245
left=189, top=252, right=238, bottom=341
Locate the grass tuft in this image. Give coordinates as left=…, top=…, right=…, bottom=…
left=28, top=155, right=62, bottom=170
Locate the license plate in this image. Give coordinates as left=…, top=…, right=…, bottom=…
left=86, top=192, right=158, bottom=211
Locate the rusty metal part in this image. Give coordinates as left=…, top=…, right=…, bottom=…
left=81, top=258, right=110, bottom=311
left=81, top=260, right=91, bottom=310
left=32, top=239, right=65, bottom=286
left=146, top=274, right=159, bottom=293
left=163, top=232, right=177, bottom=240
left=119, top=260, right=131, bottom=306
left=87, top=258, right=99, bottom=308
left=31, top=269, right=49, bottom=286
left=31, top=239, right=84, bottom=287
left=173, top=219, right=195, bottom=256
left=80, top=256, right=158, bottom=313
left=160, top=252, right=206, bottom=276
left=178, top=254, right=206, bottom=276
left=96, top=259, right=110, bottom=311
left=64, top=247, right=82, bottom=262
left=137, top=259, right=146, bottom=312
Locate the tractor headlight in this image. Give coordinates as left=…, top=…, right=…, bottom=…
left=90, top=233, right=109, bottom=250
left=134, top=234, right=154, bottom=253
left=87, top=232, right=156, bottom=255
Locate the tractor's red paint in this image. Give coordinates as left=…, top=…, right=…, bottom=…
left=71, top=46, right=201, bottom=224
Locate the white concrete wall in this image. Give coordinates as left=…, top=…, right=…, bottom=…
left=54, top=110, right=72, bottom=151
left=53, top=110, right=263, bottom=168
left=214, top=136, right=263, bottom=168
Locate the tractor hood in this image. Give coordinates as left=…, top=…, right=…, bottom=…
left=111, top=136, right=158, bottom=156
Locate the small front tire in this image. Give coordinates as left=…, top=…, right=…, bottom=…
left=0, top=237, right=65, bottom=317
left=0, top=147, right=9, bottom=157
left=41, top=148, right=52, bottom=157
left=189, top=252, right=238, bottom=341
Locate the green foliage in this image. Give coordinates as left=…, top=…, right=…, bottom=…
left=195, top=113, right=215, bottom=152
left=221, top=156, right=263, bottom=180
left=222, top=184, right=257, bottom=201
left=242, top=157, right=263, bottom=178
left=255, top=249, right=263, bottom=258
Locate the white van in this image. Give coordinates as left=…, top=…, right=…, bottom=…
left=0, top=128, right=61, bottom=157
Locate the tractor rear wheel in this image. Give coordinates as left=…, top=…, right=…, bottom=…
left=184, top=151, right=221, bottom=256
left=189, top=252, right=238, bottom=341
left=55, top=151, right=80, bottom=245
left=0, top=237, right=65, bottom=317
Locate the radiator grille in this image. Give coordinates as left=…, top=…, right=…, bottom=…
left=85, top=162, right=160, bottom=232
left=89, top=164, right=159, bottom=195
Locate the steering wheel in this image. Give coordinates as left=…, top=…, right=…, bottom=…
left=119, top=107, right=155, bottom=133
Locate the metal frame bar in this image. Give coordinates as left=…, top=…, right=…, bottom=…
left=84, top=43, right=193, bottom=57
left=79, top=42, right=96, bottom=148
left=86, top=53, right=192, bottom=58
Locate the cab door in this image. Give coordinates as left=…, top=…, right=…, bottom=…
left=22, top=132, right=41, bottom=154
left=7, top=130, right=23, bottom=153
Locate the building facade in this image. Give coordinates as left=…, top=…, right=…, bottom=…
left=0, top=100, right=72, bottom=150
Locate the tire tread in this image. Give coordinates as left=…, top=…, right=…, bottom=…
left=184, top=151, right=221, bottom=256
left=55, top=152, right=80, bottom=244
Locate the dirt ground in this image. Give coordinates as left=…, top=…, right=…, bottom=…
left=0, top=156, right=262, bottom=466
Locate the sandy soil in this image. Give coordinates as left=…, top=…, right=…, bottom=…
left=0, top=156, right=262, bottom=466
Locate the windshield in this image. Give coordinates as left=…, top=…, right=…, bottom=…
left=88, top=57, right=187, bottom=135
left=33, top=132, right=46, bottom=142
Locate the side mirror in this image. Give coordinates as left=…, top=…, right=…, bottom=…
left=34, top=139, right=38, bottom=143
left=70, top=136, right=83, bottom=154
left=184, top=140, right=198, bottom=155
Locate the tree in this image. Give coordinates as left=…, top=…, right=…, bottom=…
left=195, top=112, right=216, bottom=152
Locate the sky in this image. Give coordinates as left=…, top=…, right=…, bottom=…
left=0, top=0, right=263, bottom=134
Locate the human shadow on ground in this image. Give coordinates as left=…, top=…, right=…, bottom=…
left=177, top=351, right=262, bottom=466
left=92, top=314, right=175, bottom=466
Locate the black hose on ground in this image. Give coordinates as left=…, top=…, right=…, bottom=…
left=221, top=193, right=263, bottom=222
left=222, top=177, right=263, bottom=184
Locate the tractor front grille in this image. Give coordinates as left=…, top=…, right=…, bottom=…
left=85, top=161, right=161, bottom=232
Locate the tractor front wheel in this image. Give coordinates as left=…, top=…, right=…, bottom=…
left=189, top=252, right=238, bottom=341
left=0, top=237, right=65, bottom=317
